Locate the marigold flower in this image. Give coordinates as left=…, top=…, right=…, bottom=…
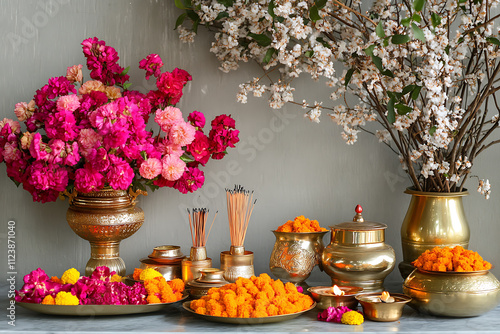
left=277, top=216, right=328, bottom=232
left=55, top=291, right=79, bottom=305
left=341, top=310, right=364, bottom=325
left=133, top=268, right=143, bottom=281
left=412, top=246, right=492, bottom=272
left=41, top=295, right=55, bottom=305
left=139, top=268, right=163, bottom=281
left=60, top=268, right=80, bottom=285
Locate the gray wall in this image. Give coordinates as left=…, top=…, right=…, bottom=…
left=1, top=0, right=499, bottom=286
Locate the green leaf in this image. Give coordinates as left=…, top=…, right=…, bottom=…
left=431, top=13, right=442, bottom=27
left=147, top=183, right=160, bottom=192
left=382, top=69, right=394, bottom=78
left=412, top=13, right=422, bottom=23
left=383, top=38, right=390, bottom=47
left=376, top=21, right=385, bottom=38
left=395, top=103, right=413, bottom=115
left=215, top=11, right=229, bottom=20
left=316, top=0, right=327, bottom=9
left=123, top=82, right=132, bottom=90
left=305, top=50, right=314, bottom=58
left=186, top=10, right=200, bottom=22
left=248, top=33, right=272, bottom=47
left=364, top=44, right=376, bottom=57
left=263, top=48, right=276, bottom=64
left=275, top=16, right=285, bottom=23
left=175, top=13, right=187, bottom=30
left=120, top=66, right=130, bottom=76
left=413, top=0, right=426, bottom=12
left=180, top=155, right=195, bottom=163
left=192, top=18, right=200, bottom=34
left=445, top=45, right=450, bottom=55
left=388, top=91, right=403, bottom=101
left=345, top=68, right=355, bottom=87
left=174, top=0, right=189, bottom=10
left=457, top=37, right=464, bottom=44
left=402, top=85, right=416, bottom=95
left=387, top=98, right=396, bottom=124
left=401, top=18, right=411, bottom=28
left=411, top=86, right=422, bottom=100
left=140, top=151, right=147, bottom=161
left=429, top=126, right=437, bottom=135
left=486, top=37, right=500, bottom=46
left=412, top=23, right=426, bottom=42
left=268, top=0, right=275, bottom=18
left=392, top=34, right=410, bottom=44
left=371, top=55, right=383, bottom=72
left=309, top=6, right=321, bottom=22
left=316, top=37, right=330, bottom=48
left=217, top=0, right=234, bottom=6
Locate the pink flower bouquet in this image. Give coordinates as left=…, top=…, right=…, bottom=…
left=0, top=37, right=239, bottom=202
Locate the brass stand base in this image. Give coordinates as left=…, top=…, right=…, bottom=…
left=85, top=241, right=125, bottom=276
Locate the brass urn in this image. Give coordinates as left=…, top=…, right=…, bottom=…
left=321, top=205, right=396, bottom=293
left=66, top=188, right=144, bottom=276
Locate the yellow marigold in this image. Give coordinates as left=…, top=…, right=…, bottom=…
left=55, top=291, right=79, bottom=306
left=133, top=268, right=143, bottom=281
left=276, top=215, right=328, bottom=233
left=111, top=274, right=123, bottom=282
left=41, top=295, right=55, bottom=305
left=139, top=268, right=163, bottom=281
left=341, top=311, right=364, bottom=325
left=61, top=268, right=80, bottom=285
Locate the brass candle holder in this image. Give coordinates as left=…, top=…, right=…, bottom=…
left=308, top=285, right=363, bottom=310
left=356, top=292, right=411, bottom=321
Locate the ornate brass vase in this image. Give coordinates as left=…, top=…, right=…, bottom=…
left=399, top=188, right=470, bottom=278
left=66, top=188, right=144, bottom=276
left=269, top=231, right=327, bottom=287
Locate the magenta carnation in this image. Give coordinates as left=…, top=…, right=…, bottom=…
left=74, top=164, right=105, bottom=193
left=107, top=155, right=135, bottom=190
left=139, top=54, right=163, bottom=80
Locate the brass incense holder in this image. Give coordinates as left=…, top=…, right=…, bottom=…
left=356, top=292, right=411, bottom=322
left=308, top=285, right=363, bottom=310
left=182, top=246, right=212, bottom=282
left=220, top=246, right=254, bottom=283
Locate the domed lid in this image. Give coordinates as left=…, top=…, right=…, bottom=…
left=330, top=205, right=387, bottom=244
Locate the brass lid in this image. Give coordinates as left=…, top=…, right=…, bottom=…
left=330, top=205, right=387, bottom=244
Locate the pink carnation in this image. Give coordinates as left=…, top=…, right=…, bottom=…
left=56, top=94, right=81, bottom=112
left=188, top=111, right=206, bottom=128
left=14, top=101, right=35, bottom=122
left=157, top=140, right=184, bottom=158
left=139, top=54, right=163, bottom=80
left=173, top=167, right=204, bottom=194
left=0, top=118, right=21, bottom=134
left=66, top=64, right=83, bottom=83
left=64, top=142, right=80, bottom=166
left=161, top=155, right=186, bottom=181
left=139, top=158, right=162, bottom=179
left=78, top=129, right=102, bottom=158
left=187, top=131, right=210, bottom=165
left=29, top=133, right=49, bottom=161
left=169, top=121, right=196, bottom=147
left=154, top=106, right=183, bottom=132
left=107, top=155, right=135, bottom=190
left=74, top=164, right=105, bottom=193
left=3, top=142, right=21, bottom=163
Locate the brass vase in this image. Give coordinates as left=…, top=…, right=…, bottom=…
left=66, top=188, right=144, bottom=276
left=269, top=231, right=327, bottom=287
left=399, top=188, right=470, bottom=278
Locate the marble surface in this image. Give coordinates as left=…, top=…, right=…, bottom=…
left=2, top=282, right=500, bottom=334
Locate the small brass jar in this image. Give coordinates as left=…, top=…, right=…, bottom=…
left=321, top=205, right=396, bottom=292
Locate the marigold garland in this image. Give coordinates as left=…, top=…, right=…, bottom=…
left=412, top=246, right=492, bottom=272
left=276, top=215, right=327, bottom=233
left=189, top=273, right=313, bottom=318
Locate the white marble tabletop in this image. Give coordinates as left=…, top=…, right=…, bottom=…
left=1, top=282, right=500, bottom=334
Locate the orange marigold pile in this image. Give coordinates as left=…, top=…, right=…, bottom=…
left=276, top=215, right=328, bottom=233
left=144, top=277, right=185, bottom=304
left=412, top=246, right=492, bottom=272
left=189, top=273, right=314, bottom=318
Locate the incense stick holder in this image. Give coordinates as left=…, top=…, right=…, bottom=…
left=220, top=246, right=255, bottom=282
left=181, top=246, right=212, bottom=282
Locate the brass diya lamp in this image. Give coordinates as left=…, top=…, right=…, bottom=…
left=356, top=291, right=411, bottom=322
left=403, top=268, right=500, bottom=317
left=322, top=205, right=396, bottom=292
left=269, top=230, right=327, bottom=288
left=308, top=284, right=363, bottom=310
left=220, top=185, right=256, bottom=283
left=186, top=268, right=229, bottom=299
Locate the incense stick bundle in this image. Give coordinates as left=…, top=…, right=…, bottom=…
left=226, top=185, right=256, bottom=247
left=187, top=208, right=217, bottom=247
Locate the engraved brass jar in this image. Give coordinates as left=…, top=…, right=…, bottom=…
left=66, top=188, right=144, bottom=276
left=399, top=188, right=470, bottom=278
left=321, top=206, right=395, bottom=293
left=403, top=268, right=500, bottom=317
left=269, top=231, right=327, bottom=286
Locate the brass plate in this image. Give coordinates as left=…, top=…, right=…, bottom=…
left=182, top=301, right=316, bottom=324
left=17, top=295, right=188, bottom=316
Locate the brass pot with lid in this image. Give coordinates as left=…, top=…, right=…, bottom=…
left=321, top=205, right=395, bottom=292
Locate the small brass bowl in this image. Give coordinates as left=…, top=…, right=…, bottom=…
left=308, top=286, right=363, bottom=310
left=139, top=258, right=183, bottom=281
left=149, top=245, right=183, bottom=259
left=403, top=268, right=500, bottom=317
left=356, top=292, right=411, bottom=322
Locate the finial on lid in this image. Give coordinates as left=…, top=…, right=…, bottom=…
left=353, top=205, right=364, bottom=222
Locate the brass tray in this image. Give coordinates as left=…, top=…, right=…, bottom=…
left=182, top=301, right=316, bottom=324
left=17, top=294, right=188, bottom=316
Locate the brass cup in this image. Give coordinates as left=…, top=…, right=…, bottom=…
left=220, top=247, right=254, bottom=282
left=308, top=286, right=363, bottom=310
left=149, top=245, right=183, bottom=259
left=356, top=293, right=411, bottom=322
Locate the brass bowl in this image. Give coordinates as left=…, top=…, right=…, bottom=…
left=403, top=268, right=500, bottom=317
left=139, top=258, right=183, bottom=281
left=149, top=245, right=184, bottom=259
left=308, top=286, right=363, bottom=310
left=356, top=293, right=411, bottom=322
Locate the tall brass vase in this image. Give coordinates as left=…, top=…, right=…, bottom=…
left=399, top=188, right=470, bottom=278
left=66, top=188, right=144, bottom=276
